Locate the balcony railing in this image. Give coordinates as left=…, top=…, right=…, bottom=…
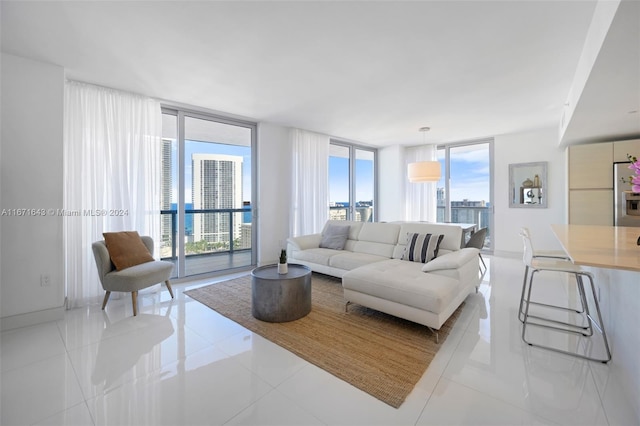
left=329, top=206, right=374, bottom=222
left=437, top=205, right=491, bottom=246
left=160, top=208, right=251, bottom=260
left=438, top=205, right=490, bottom=225
left=160, top=205, right=489, bottom=262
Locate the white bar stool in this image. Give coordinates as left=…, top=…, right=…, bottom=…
left=518, top=227, right=573, bottom=323
left=519, top=228, right=611, bottom=363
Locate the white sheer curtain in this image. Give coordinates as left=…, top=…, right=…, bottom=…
left=405, top=145, right=439, bottom=222
left=290, top=128, right=329, bottom=236
left=64, top=81, right=162, bottom=308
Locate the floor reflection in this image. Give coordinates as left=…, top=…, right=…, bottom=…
left=92, top=313, right=175, bottom=388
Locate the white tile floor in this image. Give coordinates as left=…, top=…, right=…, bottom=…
left=0, top=256, right=631, bottom=425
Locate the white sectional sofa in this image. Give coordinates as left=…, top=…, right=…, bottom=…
left=287, top=220, right=480, bottom=333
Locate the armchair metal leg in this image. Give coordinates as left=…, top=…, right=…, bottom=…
left=132, top=291, right=138, bottom=316
left=165, top=280, right=174, bottom=299
left=102, top=291, right=111, bottom=310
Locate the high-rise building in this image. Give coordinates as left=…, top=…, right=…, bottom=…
left=192, top=153, right=243, bottom=244
left=240, top=223, right=252, bottom=249
left=161, top=139, right=173, bottom=248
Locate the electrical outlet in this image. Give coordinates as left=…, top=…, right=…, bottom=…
left=40, top=274, right=51, bottom=287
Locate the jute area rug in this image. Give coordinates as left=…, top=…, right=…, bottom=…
left=184, top=273, right=462, bottom=408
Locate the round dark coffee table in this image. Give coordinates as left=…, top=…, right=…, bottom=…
left=251, top=264, right=312, bottom=322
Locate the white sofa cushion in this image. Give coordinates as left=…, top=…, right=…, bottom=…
left=358, top=222, right=401, bottom=245
left=292, top=248, right=339, bottom=266
left=329, top=251, right=390, bottom=271
left=342, top=259, right=461, bottom=315
left=352, top=240, right=396, bottom=258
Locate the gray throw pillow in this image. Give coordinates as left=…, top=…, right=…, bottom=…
left=319, top=225, right=350, bottom=250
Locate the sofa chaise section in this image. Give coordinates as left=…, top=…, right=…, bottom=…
left=342, top=248, right=479, bottom=331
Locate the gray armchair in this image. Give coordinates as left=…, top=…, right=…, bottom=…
left=92, top=236, right=174, bottom=316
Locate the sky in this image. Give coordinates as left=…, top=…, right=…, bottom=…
left=329, top=157, right=375, bottom=203
left=438, top=145, right=491, bottom=202
left=168, top=140, right=490, bottom=206
left=328, top=145, right=491, bottom=204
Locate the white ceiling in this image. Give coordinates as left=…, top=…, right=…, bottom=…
left=2, top=0, right=635, bottom=147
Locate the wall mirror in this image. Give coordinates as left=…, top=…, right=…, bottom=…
left=509, top=162, right=547, bottom=208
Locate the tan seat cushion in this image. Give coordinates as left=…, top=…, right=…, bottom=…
left=103, top=231, right=154, bottom=271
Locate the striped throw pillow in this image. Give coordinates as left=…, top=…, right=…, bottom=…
left=401, top=233, right=445, bottom=263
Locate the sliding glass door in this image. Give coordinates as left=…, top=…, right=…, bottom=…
left=437, top=140, right=493, bottom=251
left=161, top=109, right=256, bottom=278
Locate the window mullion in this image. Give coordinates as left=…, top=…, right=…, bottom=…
left=177, top=111, right=186, bottom=277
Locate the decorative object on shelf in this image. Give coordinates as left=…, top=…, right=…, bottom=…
left=278, top=249, right=288, bottom=274
left=509, top=162, right=548, bottom=209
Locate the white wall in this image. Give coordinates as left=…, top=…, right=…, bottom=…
left=1, top=53, right=65, bottom=326
left=256, top=122, right=292, bottom=265
left=494, top=127, right=568, bottom=256
left=377, top=145, right=405, bottom=222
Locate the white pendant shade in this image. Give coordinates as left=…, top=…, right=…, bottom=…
left=408, top=161, right=441, bottom=182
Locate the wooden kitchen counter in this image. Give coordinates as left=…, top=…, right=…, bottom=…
left=551, top=224, right=640, bottom=272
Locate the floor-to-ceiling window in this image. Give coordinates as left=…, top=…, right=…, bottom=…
left=437, top=139, right=493, bottom=251
left=161, top=108, right=256, bottom=278
left=328, top=141, right=377, bottom=222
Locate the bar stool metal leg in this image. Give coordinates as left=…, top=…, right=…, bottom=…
left=521, top=270, right=611, bottom=363
left=519, top=267, right=587, bottom=328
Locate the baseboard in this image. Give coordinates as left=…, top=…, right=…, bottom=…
left=0, top=305, right=65, bottom=331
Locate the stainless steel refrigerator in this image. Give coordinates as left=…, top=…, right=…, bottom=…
left=614, top=162, right=640, bottom=226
